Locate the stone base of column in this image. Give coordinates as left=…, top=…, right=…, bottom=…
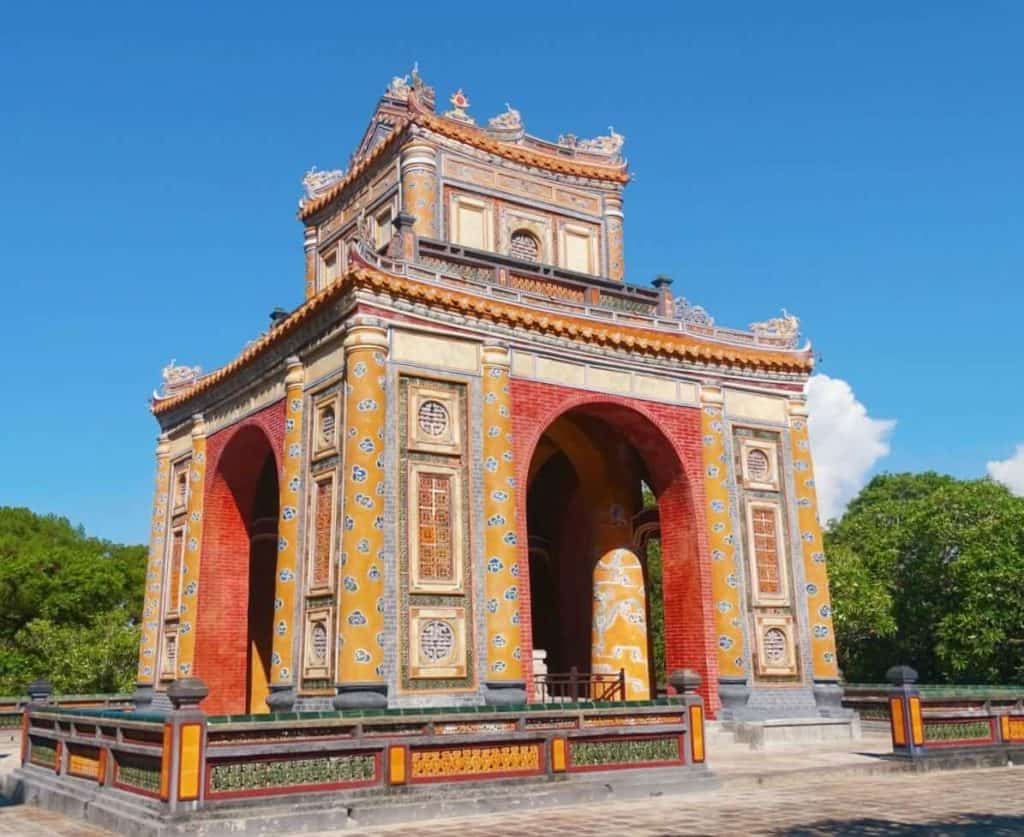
left=132, top=683, right=155, bottom=712
left=483, top=681, right=527, bottom=706
left=266, top=685, right=296, bottom=712
left=333, top=683, right=388, bottom=710
left=813, top=679, right=850, bottom=717
left=716, top=677, right=752, bottom=720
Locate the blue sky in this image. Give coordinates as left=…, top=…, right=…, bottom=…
left=2, top=2, right=1022, bottom=543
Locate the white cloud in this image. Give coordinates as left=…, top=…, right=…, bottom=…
left=805, top=374, right=895, bottom=523
left=987, top=445, right=1024, bottom=496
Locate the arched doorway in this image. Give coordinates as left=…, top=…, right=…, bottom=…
left=525, top=402, right=701, bottom=700
left=195, top=424, right=280, bottom=715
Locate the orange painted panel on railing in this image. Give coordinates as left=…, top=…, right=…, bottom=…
left=889, top=697, right=906, bottom=746
left=178, top=724, right=202, bottom=801
left=909, top=697, right=924, bottom=746
left=689, top=705, right=705, bottom=764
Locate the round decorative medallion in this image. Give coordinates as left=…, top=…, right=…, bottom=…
left=763, top=627, right=787, bottom=665
left=420, top=619, right=455, bottom=662
left=417, top=400, right=449, bottom=437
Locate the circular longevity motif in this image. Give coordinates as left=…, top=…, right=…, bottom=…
left=417, top=399, right=450, bottom=437
left=420, top=619, right=455, bottom=662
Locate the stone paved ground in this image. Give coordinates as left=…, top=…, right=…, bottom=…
left=4, top=739, right=1024, bottom=835
left=323, top=767, right=1024, bottom=837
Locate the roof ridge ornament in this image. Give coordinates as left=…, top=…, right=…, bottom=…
left=300, top=166, right=346, bottom=208
left=749, top=309, right=800, bottom=348
left=558, top=126, right=625, bottom=161
left=385, top=71, right=412, bottom=101
left=487, top=102, right=524, bottom=139
left=154, top=359, right=202, bottom=401
left=673, top=297, right=715, bottom=328
left=444, top=89, right=475, bottom=125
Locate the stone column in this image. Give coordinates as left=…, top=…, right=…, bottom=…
left=334, top=320, right=390, bottom=709
left=267, top=357, right=304, bottom=711
left=135, top=434, right=172, bottom=708
left=787, top=398, right=843, bottom=713
left=175, top=414, right=207, bottom=680
left=699, top=385, right=750, bottom=715
left=481, top=343, right=526, bottom=705
left=304, top=224, right=319, bottom=300
left=400, top=141, right=438, bottom=238
left=604, top=192, right=625, bottom=281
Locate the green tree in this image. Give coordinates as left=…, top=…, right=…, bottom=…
left=826, top=474, right=1024, bottom=684
left=0, top=507, right=146, bottom=695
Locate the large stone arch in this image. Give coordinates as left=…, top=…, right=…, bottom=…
left=512, top=378, right=717, bottom=711
left=195, top=406, right=284, bottom=715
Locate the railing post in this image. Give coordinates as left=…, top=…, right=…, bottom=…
left=669, top=669, right=706, bottom=765
left=887, top=665, right=925, bottom=758
left=569, top=667, right=579, bottom=703
left=165, top=677, right=209, bottom=814
left=618, top=668, right=626, bottom=702
left=22, top=679, right=53, bottom=767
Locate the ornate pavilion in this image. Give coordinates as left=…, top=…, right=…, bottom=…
left=135, top=68, right=842, bottom=722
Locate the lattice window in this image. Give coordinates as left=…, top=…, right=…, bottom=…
left=310, top=477, right=334, bottom=590
left=174, top=469, right=188, bottom=510
left=167, top=527, right=185, bottom=613
left=763, top=628, right=787, bottom=665
left=416, top=473, right=454, bottom=582
left=310, top=623, right=328, bottom=664
left=510, top=229, right=540, bottom=262
left=746, top=448, right=771, bottom=483
left=319, top=405, right=336, bottom=449
left=161, top=631, right=177, bottom=680
left=751, top=506, right=782, bottom=597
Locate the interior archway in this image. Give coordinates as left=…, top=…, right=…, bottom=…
left=195, top=424, right=280, bottom=715
left=525, top=402, right=701, bottom=699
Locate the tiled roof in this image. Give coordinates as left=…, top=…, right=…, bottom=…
left=152, top=263, right=812, bottom=416
left=297, top=105, right=630, bottom=222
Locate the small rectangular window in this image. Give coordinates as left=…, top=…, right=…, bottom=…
left=455, top=202, right=487, bottom=249
left=562, top=228, right=593, bottom=273
left=375, top=207, right=393, bottom=251
left=320, top=250, right=339, bottom=289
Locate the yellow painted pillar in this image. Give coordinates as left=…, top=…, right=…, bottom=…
left=267, top=357, right=305, bottom=710
left=591, top=548, right=650, bottom=700
left=787, top=399, right=842, bottom=710
left=481, top=343, right=525, bottom=705
left=700, top=386, right=748, bottom=701
left=400, top=141, right=438, bottom=238
left=334, top=321, right=389, bottom=709
left=135, top=434, right=172, bottom=703
left=175, top=414, right=207, bottom=679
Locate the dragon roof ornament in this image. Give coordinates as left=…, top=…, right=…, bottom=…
left=487, top=103, right=524, bottom=140
left=558, top=126, right=625, bottom=161
left=154, top=360, right=202, bottom=401
left=749, top=310, right=800, bottom=348
left=300, top=166, right=346, bottom=208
